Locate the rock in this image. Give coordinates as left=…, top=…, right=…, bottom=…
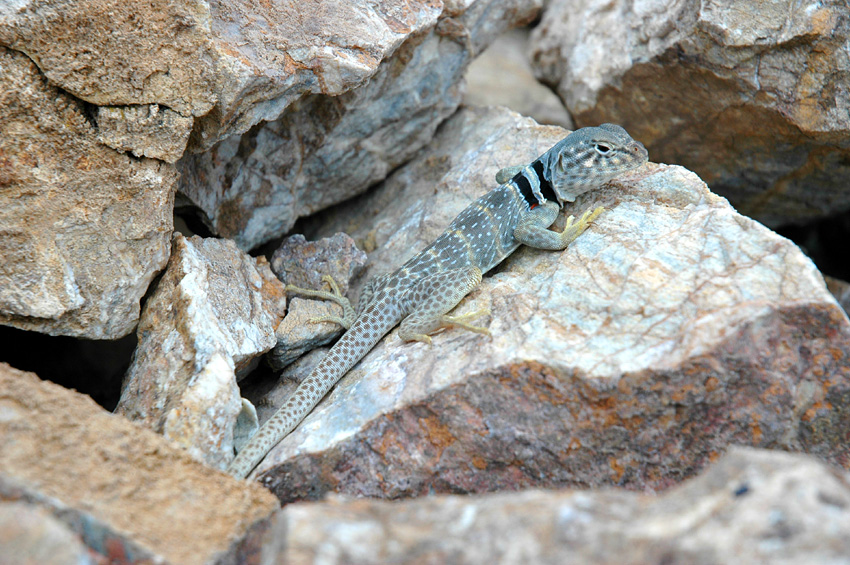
left=0, top=501, right=101, bottom=565
left=268, top=233, right=367, bottom=371
left=0, top=0, right=514, bottom=156
left=261, top=448, right=850, bottom=564
left=96, top=103, right=194, bottom=163
left=530, top=0, right=850, bottom=227
left=0, top=363, right=278, bottom=565
left=0, top=46, right=177, bottom=339
left=464, top=28, right=572, bottom=129
left=115, top=234, right=286, bottom=469
left=270, top=233, right=367, bottom=293
left=0, top=0, right=217, bottom=118
left=826, top=276, right=850, bottom=316
left=176, top=0, right=542, bottom=250
left=240, top=107, right=850, bottom=505
left=269, top=297, right=348, bottom=373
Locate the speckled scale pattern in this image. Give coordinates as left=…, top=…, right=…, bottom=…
left=227, top=124, right=649, bottom=478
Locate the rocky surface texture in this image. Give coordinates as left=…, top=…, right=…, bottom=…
left=0, top=363, right=278, bottom=564
left=464, top=28, right=572, bottom=129
left=0, top=46, right=176, bottom=339
left=268, top=232, right=367, bottom=371
left=0, top=0, right=540, bottom=338
left=177, top=0, right=542, bottom=250
left=530, top=0, right=850, bottom=227
left=246, top=106, right=850, bottom=504
left=2, top=0, right=850, bottom=561
left=115, top=234, right=286, bottom=469
left=268, top=448, right=850, bottom=564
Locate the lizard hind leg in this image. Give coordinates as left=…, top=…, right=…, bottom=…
left=285, top=274, right=357, bottom=329
left=398, top=266, right=491, bottom=345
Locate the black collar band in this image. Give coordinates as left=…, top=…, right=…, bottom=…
left=532, top=160, right=559, bottom=204
left=513, top=160, right=559, bottom=208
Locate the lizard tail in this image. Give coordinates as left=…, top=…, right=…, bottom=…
left=227, top=292, right=406, bottom=479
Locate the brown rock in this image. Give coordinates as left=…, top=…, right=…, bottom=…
left=96, top=103, right=194, bottom=163
left=0, top=0, right=217, bottom=117
left=262, top=448, right=850, bottom=564
left=530, top=0, right=850, bottom=227
left=0, top=363, right=278, bottom=565
left=115, top=234, right=286, bottom=469
left=0, top=46, right=176, bottom=339
left=0, top=0, right=467, bottom=153
left=241, top=107, right=849, bottom=505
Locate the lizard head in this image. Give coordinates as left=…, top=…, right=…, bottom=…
left=544, top=123, right=648, bottom=204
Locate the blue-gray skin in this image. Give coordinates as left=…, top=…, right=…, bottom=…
left=228, top=123, right=648, bottom=479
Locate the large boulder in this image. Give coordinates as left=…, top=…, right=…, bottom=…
left=239, top=107, right=849, bottom=504
left=531, top=0, right=850, bottom=227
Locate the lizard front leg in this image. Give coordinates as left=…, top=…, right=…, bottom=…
left=513, top=201, right=605, bottom=251
left=495, top=165, right=525, bottom=184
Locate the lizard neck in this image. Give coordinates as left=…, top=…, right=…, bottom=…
left=510, top=159, right=559, bottom=209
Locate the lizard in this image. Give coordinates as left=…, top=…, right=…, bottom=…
left=227, top=123, right=648, bottom=479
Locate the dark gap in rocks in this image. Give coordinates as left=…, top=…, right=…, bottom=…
left=251, top=231, right=286, bottom=261
left=775, top=209, right=850, bottom=282
left=76, top=97, right=100, bottom=131
left=173, top=204, right=215, bottom=239
left=236, top=359, right=282, bottom=413
left=0, top=325, right=136, bottom=411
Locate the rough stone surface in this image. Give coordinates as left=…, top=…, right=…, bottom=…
left=0, top=0, right=476, bottom=154
left=0, top=0, right=217, bottom=118
left=464, top=28, right=572, bottom=129
left=268, top=233, right=367, bottom=371
left=96, top=103, right=194, bottom=163
left=530, top=0, right=850, bottom=227
left=826, top=276, right=850, bottom=316
left=270, top=232, right=367, bottom=293
left=0, top=500, right=99, bottom=565
left=115, top=234, right=286, bottom=469
left=0, top=483, right=161, bottom=565
left=266, top=448, right=850, bottom=564
left=177, top=0, right=542, bottom=250
left=0, top=363, right=278, bottom=565
left=246, top=107, right=850, bottom=504
left=0, top=46, right=176, bottom=339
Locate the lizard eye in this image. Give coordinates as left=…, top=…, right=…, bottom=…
left=595, top=143, right=611, bottom=155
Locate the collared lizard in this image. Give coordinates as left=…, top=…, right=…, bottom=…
left=228, top=124, right=648, bottom=479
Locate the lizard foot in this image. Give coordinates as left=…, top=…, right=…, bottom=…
left=560, top=205, right=605, bottom=246
left=441, top=308, right=491, bottom=337
left=286, top=274, right=356, bottom=329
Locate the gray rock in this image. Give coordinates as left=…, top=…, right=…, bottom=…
left=265, top=448, right=850, bottom=565
left=464, top=28, right=572, bottom=129
left=243, top=107, right=849, bottom=506
left=0, top=0, right=528, bottom=158
left=0, top=501, right=97, bottom=565
left=268, top=233, right=367, bottom=371
left=530, top=0, right=850, bottom=227
left=115, top=234, right=286, bottom=469
left=0, top=47, right=176, bottom=339
left=176, top=0, right=543, bottom=250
